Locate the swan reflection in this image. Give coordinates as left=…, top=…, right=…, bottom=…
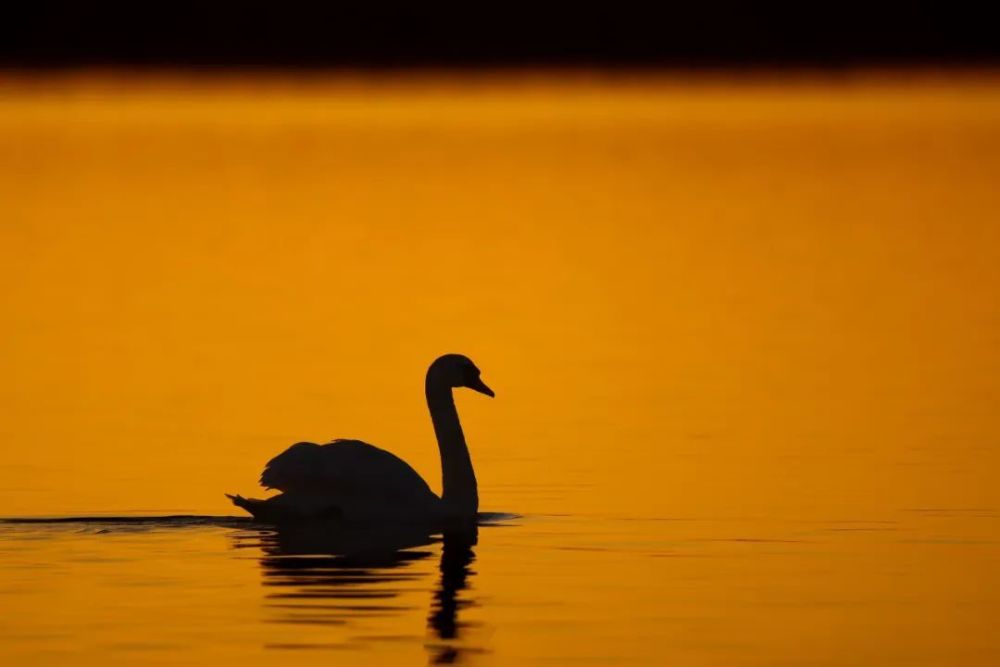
left=231, top=520, right=483, bottom=662
left=427, top=529, right=478, bottom=663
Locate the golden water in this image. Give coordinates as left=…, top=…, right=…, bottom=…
left=1, top=73, right=999, bottom=665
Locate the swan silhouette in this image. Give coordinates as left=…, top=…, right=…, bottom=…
left=227, top=354, right=494, bottom=522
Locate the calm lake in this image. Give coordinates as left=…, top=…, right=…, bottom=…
left=1, top=73, right=999, bottom=665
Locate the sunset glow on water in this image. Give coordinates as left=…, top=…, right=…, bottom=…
left=1, top=73, right=999, bottom=665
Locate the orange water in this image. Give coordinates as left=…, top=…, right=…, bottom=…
left=1, top=73, right=999, bottom=665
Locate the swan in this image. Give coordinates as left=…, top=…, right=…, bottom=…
left=227, top=354, right=494, bottom=523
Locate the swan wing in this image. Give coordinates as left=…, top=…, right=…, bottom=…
left=259, top=439, right=436, bottom=502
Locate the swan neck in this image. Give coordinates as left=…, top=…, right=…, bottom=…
left=426, top=375, right=478, bottom=516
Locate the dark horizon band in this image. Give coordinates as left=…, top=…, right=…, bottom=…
left=2, top=5, right=998, bottom=69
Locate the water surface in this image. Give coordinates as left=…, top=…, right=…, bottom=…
left=1, top=73, right=999, bottom=664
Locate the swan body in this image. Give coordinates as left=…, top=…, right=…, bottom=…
left=228, top=354, right=493, bottom=523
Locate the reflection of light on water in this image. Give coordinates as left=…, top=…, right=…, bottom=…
left=230, top=522, right=486, bottom=662
left=4, top=74, right=998, bottom=665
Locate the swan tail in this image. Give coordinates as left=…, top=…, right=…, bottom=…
left=226, top=492, right=344, bottom=522
left=226, top=493, right=261, bottom=516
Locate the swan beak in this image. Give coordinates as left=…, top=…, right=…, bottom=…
left=469, top=377, right=495, bottom=398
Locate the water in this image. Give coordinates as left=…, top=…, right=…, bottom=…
left=2, top=510, right=998, bottom=665
left=1, top=73, right=999, bottom=665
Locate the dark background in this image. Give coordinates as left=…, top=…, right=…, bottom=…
left=2, top=3, right=998, bottom=69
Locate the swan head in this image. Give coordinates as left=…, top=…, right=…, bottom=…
left=429, top=354, right=495, bottom=397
